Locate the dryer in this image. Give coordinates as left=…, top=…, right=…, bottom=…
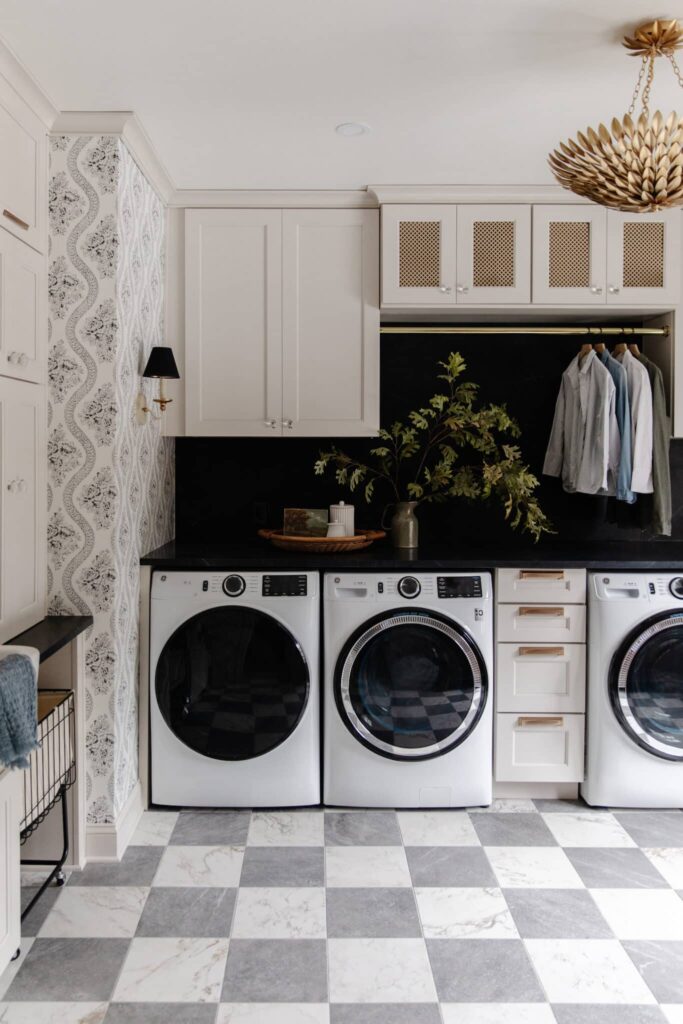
left=150, top=570, right=320, bottom=807
left=583, top=571, right=683, bottom=808
left=324, top=572, right=493, bottom=807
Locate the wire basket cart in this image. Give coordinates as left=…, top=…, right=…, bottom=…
left=20, top=689, right=76, bottom=920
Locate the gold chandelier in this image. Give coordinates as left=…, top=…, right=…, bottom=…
left=549, top=19, right=683, bottom=212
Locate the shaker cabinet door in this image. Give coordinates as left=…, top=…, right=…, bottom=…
left=0, top=78, right=47, bottom=254
left=532, top=206, right=607, bottom=304
left=606, top=210, right=680, bottom=304
left=381, top=205, right=457, bottom=305
left=455, top=205, right=531, bottom=303
left=0, top=228, right=46, bottom=384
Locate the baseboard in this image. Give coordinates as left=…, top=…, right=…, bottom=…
left=85, top=780, right=143, bottom=862
left=492, top=781, right=579, bottom=800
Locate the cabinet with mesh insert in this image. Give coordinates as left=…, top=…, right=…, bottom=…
left=607, top=210, right=680, bottom=304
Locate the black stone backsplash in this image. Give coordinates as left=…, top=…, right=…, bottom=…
left=175, top=333, right=683, bottom=545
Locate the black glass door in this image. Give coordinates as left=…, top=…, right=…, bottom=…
left=335, top=609, right=487, bottom=761
left=156, top=606, right=309, bottom=760
left=609, top=611, right=683, bottom=761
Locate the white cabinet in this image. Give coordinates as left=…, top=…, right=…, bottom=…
left=495, top=713, right=585, bottom=784
left=186, top=208, right=379, bottom=437
left=606, top=210, right=680, bottom=304
left=0, top=77, right=47, bottom=254
left=0, top=768, right=21, bottom=973
left=532, top=206, right=607, bottom=304
left=0, top=378, right=46, bottom=642
left=0, top=228, right=46, bottom=384
left=455, top=205, right=530, bottom=303
left=381, top=205, right=457, bottom=305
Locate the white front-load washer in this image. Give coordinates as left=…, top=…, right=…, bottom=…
left=150, top=570, right=320, bottom=807
left=582, top=571, right=683, bottom=808
left=324, top=572, right=493, bottom=807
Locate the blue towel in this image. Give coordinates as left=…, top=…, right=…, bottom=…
left=0, top=654, right=38, bottom=769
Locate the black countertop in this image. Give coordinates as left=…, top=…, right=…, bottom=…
left=9, top=615, right=93, bottom=662
left=141, top=538, right=683, bottom=571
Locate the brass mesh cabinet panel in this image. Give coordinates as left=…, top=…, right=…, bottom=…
left=548, top=222, right=591, bottom=288
left=399, top=221, right=440, bottom=288
left=623, top=222, right=665, bottom=288
left=472, top=220, right=515, bottom=288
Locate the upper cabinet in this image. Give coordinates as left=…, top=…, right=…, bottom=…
left=382, top=205, right=457, bottom=304
left=455, top=205, right=530, bottom=304
left=0, top=77, right=47, bottom=254
left=606, top=210, right=680, bottom=305
left=0, top=227, right=46, bottom=384
left=185, top=208, right=379, bottom=437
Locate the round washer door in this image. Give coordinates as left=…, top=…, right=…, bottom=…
left=335, top=608, right=488, bottom=762
left=156, top=606, right=309, bottom=761
left=609, top=610, right=683, bottom=761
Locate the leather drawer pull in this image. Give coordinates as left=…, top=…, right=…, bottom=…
left=516, top=716, right=564, bottom=728
left=518, top=646, right=565, bottom=656
left=518, top=606, right=564, bottom=616
left=519, top=570, right=565, bottom=580
left=3, top=209, right=29, bottom=230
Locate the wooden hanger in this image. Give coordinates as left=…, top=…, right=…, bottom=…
left=628, top=342, right=641, bottom=356
left=579, top=343, right=593, bottom=363
left=593, top=342, right=606, bottom=353
left=613, top=341, right=628, bottom=355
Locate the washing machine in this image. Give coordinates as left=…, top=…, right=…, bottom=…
left=582, top=572, right=683, bottom=808
left=324, top=572, right=493, bottom=807
left=150, top=570, right=320, bottom=807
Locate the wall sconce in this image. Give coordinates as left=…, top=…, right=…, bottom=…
left=140, top=346, right=180, bottom=420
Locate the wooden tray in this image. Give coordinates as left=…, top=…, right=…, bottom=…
left=258, top=528, right=385, bottom=553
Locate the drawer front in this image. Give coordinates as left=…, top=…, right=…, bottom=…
left=496, top=568, right=586, bottom=605
left=496, top=603, right=586, bottom=644
left=496, top=643, right=586, bottom=713
left=495, top=712, right=585, bottom=782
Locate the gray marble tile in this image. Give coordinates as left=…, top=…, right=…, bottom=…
left=406, top=846, right=497, bottom=887
left=426, top=937, right=545, bottom=1002
left=19, top=884, right=61, bottom=936
left=552, top=1007, right=667, bottom=1023
left=4, top=938, right=130, bottom=1001
left=105, top=1005, right=217, bottom=1023
left=503, top=889, right=613, bottom=939
left=471, top=813, right=557, bottom=847
left=239, top=847, right=324, bottom=886
left=135, top=887, right=236, bottom=937
left=330, top=1006, right=441, bottom=1023
left=565, top=847, right=671, bottom=889
left=622, top=939, right=683, bottom=1002
left=533, top=799, right=593, bottom=814
left=222, top=939, right=327, bottom=1002
left=324, top=811, right=402, bottom=846
left=170, top=810, right=251, bottom=846
left=615, top=812, right=683, bottom=848
left=68, top=847, right=163, bottom=887
left=326, top=887, right=422, bottom=937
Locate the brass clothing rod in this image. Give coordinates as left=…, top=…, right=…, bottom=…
left=380, top=325, right=669, bottom=336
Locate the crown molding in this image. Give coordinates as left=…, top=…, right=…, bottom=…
left=169, top=188, right=376, bottom=209
left=0, top=36, right=58, bottom=127
left=367, top=184, right=595, bottom=205
left=51, top=111, right=175, bottom=203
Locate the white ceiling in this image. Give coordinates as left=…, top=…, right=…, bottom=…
left=0, top=1, right=677, bottom=190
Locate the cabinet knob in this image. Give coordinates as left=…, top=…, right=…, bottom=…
left=18, top=353, right=28, bottom=367
left=438, top=286, right=452, bottom=293
left=7, top=479, right=17, bottom=494
left=456, top=285, right=469, bottom=294
left=17, top=479, right=27, bottom=493
left=264, top=419, right=277, bottom=428
left=589, top=286, right=602, bottom=295
left=282, top=419, right=293, bottom=429
left=7, top=351, right=18, bottom=364
left=608, top=285, right=620, bottom=294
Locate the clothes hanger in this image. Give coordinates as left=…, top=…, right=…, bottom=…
left=613, top=341, right=628, bottom=355
left=593, top=342, right=606, bottom=353
left=579, top=342, right=593, bottom=363
left=628, top=342, right=641, bottom=356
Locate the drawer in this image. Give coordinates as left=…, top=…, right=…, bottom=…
left=496, top=642, right=586, bottom=713
left=495, top=712, right=585, bottom=783
left=496, top=568, right=586, bottom=605
left=496, top=603, right=586, bottom=644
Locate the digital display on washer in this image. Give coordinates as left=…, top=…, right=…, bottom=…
left=437, top=576, right=482, bottom=599
left=262, top=574, right=307, bottom=597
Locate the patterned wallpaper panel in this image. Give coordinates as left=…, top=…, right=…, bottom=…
left=48, top=135, right=174, bottom=824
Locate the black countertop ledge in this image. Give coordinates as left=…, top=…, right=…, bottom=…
left=141, top=538, right=683, bottom=571
left=9, top=615, right=93, bottom=662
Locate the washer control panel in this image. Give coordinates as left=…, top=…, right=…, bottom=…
left=438, top=575, right=483, bottom=599
left=262, top=574, right=308, bottom=597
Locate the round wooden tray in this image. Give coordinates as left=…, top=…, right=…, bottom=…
left=258, top=528, right=385, bottom=553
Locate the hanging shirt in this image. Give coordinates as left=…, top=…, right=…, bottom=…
left=614, top=349, right=653, bottom=494
left=598, top=349, right=635, bottom=504
left=543, top=350, right=620, bottom=495
left=636, top=352, right=672, bottom=536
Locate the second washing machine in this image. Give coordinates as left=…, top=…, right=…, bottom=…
left=324, top=572, right=493, bottom=807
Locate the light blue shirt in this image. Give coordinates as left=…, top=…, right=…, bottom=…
left=600, top=350, right=635, bottom=503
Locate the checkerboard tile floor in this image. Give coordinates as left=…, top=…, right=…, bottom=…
left=4, top=801, right=683, bottom=1022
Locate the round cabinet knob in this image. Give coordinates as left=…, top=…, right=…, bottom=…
left=222, top=574, right=246, bottom=597
left=17, top=479, right=26, bottom=493
left=282, top=419, right=293, bottom=429
left=264, top=419, right=277, bottom=428
left=398, top=576, right=421, bottom=599
left=6, top=479, right=17, bottom=494
left=456, top=285, right=469, bottom=294
left=18, top=353, right=28, bottom=367
left=438, top=285, right=452, bottom=293
left=590, top=286, right=602, bottom=295
left=670, top=578, right=683, bottom=600
left=7, top=351, right=18, bottom=364
left=608, top=286, right=620, bottom=294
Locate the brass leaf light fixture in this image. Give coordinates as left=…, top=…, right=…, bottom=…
left=549, top=19, right=683, bottom=211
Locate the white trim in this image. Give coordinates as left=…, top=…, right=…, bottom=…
left=0, top=36, right=58, bottom=128
left=492, top=781, right=579, bottom=799
left=170, top=188, right=375, bottom=209
left=368, top=184, right=598, bottom=206
left=85, top=780, right=143, bottom=862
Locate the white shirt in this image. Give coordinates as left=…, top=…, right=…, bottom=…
left=614, top=349, right=653, bottom=494
left=543, top=350, right=620, bottom=495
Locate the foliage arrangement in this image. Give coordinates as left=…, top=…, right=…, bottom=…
left=314, top=351, right=553, bottom=542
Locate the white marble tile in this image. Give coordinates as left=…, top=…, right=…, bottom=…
left=644, top=847, right=683, bottom=888
left=485, top=847, right=584, bottom=889
left=231, top=887, right=326, bottom=938
left=247, top=811, right=325, bottom=847
left=590, top=888, right=683, bottom=939
left=328, top=937, right=438, bottom=1003
left=469, top=799, right=536, bottom=813
left=218, top=1005, right=330, bottom=1023
left=415, top=887, right=518, bottom=939
left=441, top=1005, right=555, bottom=1024
left=662, top=1008, right=683, bottom=1024
left=542, top=812, right=637, bottom=848
left=112, top=937, right=230, bottom=1002
left=525, top=938, right=657, bottom=1003
left=38, top=886, right=148, bottom=938
left=0, top=939, right=34, bottom=1000
left=0, top=1004, right=107, bottom=1024
left=153, top=845, right=243, bottom=887
left=130, top=810, right=179, bottom=846
left=398, top=811, right=480, bottom=846
left=325, top=846, right=412, bottom=888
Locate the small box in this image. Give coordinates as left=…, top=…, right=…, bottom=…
left=283, top=508, right=329, bottom=537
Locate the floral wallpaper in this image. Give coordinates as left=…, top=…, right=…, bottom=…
left=48, top=135, right=174, bottom=824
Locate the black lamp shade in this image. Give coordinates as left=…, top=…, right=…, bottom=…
left=142, top=346, right=180, bottom=379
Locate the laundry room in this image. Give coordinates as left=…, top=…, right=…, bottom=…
left=3, top=4, right=683, bottom=1021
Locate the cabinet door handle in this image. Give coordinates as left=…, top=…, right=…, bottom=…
left=7, top=351, right=18, bottom=365
left=518, top=646, right=565, bottom=657
left=17, top=479, right=27, bottom=493
left=608, top=285, right=620, bottom=294
left=7, top=479, right=18, bottom=494
left=589, top=286, right=602, bottom=294
left=18, top=353, right=28, bottom=367
left=3, top=209, right=29, bottom=230
left=519, top=569, right=565, bottom=580
left=518, top=606, right=564, bottom=617
left=264, top=419, right=277, bottom=428
left=438, top=285, right=452, bottom=293
left=456, top=285, right=469, bottom=294
left=282, top=419, right=293, bottom=429
left=516, top=716, right=564, bottom=728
